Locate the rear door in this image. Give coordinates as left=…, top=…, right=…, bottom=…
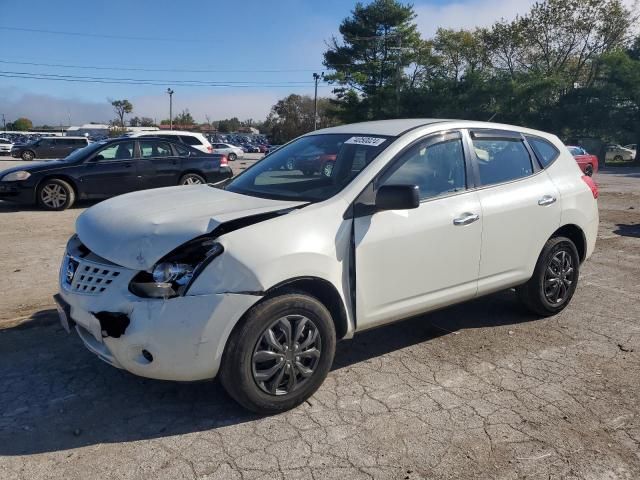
left=136, top=139, right=181, bottom=189
left=78, top=141, right=139, bottom=198
left=469, top=130, right=561, bottom=295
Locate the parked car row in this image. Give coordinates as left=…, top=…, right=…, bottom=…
left=0, top=137, right=232, bottom=210
left=11, top=137, right=90, bottom=161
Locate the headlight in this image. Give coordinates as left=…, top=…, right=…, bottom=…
left=2, top=171, right=31, bottom=182
left=129, top=239, right=223, bottom=299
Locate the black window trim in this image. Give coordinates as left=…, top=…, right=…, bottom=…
left=466, top=128, right=546, bottom=190
left=523, top=134, right=560, bottom=170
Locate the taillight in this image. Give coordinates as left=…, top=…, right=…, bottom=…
left=207, top=145, right=213, bottom=153
left=220, top=155, right=228, bottom=167
left=581, top=175, right=598, bottom=199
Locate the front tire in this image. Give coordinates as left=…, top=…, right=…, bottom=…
left=228, top=152, right=237, bottom=161
left=22, top=150, right=35, bottom=161
left=220, top=292, right=336, bottom=414
left=516, top=236, right=580, bottom=316
left=37, top=178, right=75, bottom=211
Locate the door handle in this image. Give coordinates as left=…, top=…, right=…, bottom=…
left=453, top=212, right=480, bottom=226
left=538, top=195, right=557, bottom=206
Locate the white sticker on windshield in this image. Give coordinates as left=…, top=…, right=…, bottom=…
left=344, top=136, right=387, bottom=147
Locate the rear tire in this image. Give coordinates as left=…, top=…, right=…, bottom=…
left=516, top=236, right=580, bottom=316
left=220, top=292, right=336, bottom=414
left=22, top=150, right=35, bottom=161
left=613, top=155, right=623, bottom=162
left=37, top=178, right=75, bottom=211
left=179, top=173, right=206, bottom=185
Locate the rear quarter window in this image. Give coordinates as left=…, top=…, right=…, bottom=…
left=180, top=135, right=202, bottom=146
left=526, top=136, right=560, bottom=167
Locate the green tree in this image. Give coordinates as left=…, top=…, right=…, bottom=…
left=323, top=0, right=422, bottom=119
left=263, top=94, right=338, bottom=144
left=110, top=99, right=133, bottom=128
left=217, top=117, right=241, bottom=133
left=12, top=117, right=33, bottom=131
left=173, top=109, right=195, bottom=126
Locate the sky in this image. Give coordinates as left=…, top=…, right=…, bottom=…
left=0, top=0, right=543, bottom=126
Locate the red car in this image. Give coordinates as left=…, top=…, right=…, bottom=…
left=567, top=146, right=598, bottom=176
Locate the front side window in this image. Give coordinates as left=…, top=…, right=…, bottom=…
left=140, top=140, right=172, bottom=158
left=96, top=141, right=134, bottom=161
left=225, top=133, right=392, bottom=202
left=526, top=136, right=559, bottom=167
left=472, top=138, right=533, bottom=186
left=382, top=135, right=466, bottom=200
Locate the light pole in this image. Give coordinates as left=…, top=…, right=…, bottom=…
left=1, top=114, right=5, bottom=133
left=313, top=73, right=323, bottom=130
left=167, top=88, right=174, bottom=130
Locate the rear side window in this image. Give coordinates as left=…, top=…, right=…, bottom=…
left=179, top=135, right=202, bottom=146
left=472, top=138, right=533, bottom=186
left=526, top=136, right=559, bottom=167
left=383, top=135, right=466, bottom=200
left=140, top=140, right=172, bottom=158
left=174, top=144, right=191, bottom=157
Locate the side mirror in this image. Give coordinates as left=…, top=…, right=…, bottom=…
left=375, top=185, right=420, bottom=211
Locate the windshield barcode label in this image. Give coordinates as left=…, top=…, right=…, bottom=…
left=344, top=136, right=387, bottom=147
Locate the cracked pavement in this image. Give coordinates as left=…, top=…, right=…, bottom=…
left=0, top=167, right=639, bottom=479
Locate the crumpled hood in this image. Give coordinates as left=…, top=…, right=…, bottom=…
left=76, top=185, right=306, bottom=270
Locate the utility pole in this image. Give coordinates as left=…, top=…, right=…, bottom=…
left=313, top=72, right=323, bottom=130
left=1, top=114, right=5, bottom=133
left=167, top=88, right=174, bottom=130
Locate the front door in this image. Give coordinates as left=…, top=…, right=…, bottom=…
left=78, top=141, right=139, bottom=198
left=354, top=131, right=482, bottom=330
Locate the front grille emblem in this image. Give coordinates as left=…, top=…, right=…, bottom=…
left=65, top=258, right=76, bottom=284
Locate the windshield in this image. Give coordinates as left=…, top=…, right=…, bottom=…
left=225, top=134, right=393, bottom=202
left=61, top=141, right=104, bottom=162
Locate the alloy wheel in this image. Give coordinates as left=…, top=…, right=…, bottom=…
left=543, top=249, right=575, bottom=305
left=585, top=165, right=593, bottom=176
left=252, top=314, right=322, bottom=396
left=40, top=183, right=68, bottom=209
left=182, top=175, right=204, bottom=185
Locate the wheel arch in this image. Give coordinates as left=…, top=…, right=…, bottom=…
left=552, top=224, right=587, bottom=262
left=37, top=174, right=79, bottom=198
left=261, top=276, right=350, bottom=340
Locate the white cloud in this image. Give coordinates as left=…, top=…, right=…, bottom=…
left=0, top=87, right=283, bottom=126
left=414, top=0, right=537, bottom=37
left=414, top=0, right=638, bottom=37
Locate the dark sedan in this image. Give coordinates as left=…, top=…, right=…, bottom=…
left=0, top=137, right=232, bottom=210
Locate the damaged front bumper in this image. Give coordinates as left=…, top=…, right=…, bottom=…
left=57, top=238, right=262, bottom=381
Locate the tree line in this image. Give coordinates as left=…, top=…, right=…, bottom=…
left=315, top=0, right=640, bottom=162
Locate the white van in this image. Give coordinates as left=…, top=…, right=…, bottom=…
left=126, top=130, right=213, bottom=154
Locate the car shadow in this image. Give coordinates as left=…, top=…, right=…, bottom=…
left=0, top=200, right=96, bottom=213
left=613, top=223, right=640, bottom=238
left=0, top=290, right=536, bottom=456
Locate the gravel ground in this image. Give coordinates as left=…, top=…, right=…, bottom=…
left=0, top=164, right=638, bottom=480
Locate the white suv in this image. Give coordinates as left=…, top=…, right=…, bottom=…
left=55, top=119, right=598, bottom=413
left=127, top=130, right=213, bottom=154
